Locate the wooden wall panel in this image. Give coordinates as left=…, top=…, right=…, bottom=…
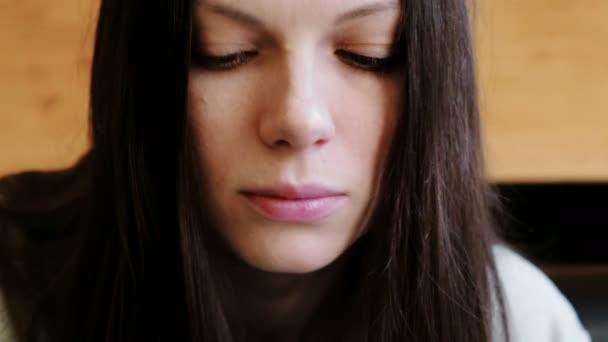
left=1, top=0, right=607, bottom=181
left=476, top=0, right=608, bottom=181
left=0, top=0, right=96, bottom=176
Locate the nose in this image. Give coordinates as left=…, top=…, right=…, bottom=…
left=258, top=51, right=335, bottom=150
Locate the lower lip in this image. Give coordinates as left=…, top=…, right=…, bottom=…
left=243, top=194, right=346, bottom=223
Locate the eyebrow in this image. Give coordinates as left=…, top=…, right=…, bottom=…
left=335, top=1, right=400, bottom=24
left=203, top=2, right=268, bottom=32
left=201, top=1, right=400, bottom=30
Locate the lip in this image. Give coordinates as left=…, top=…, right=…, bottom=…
left=240, top=184, right=347, bottom=222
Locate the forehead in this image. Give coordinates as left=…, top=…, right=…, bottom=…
left=197, top=0, right=400, bottom=29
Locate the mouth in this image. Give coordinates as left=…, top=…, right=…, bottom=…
left=240, top=184, right=347, bottom=223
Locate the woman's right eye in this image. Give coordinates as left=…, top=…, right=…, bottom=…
left=192, top=50, right=258, bottom=71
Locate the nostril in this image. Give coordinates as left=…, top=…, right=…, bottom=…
left=314, top=138, right=328, bottom=146
left=259, top=105, right=336, bottom=149
left=273, top=139, right=290, bottom=148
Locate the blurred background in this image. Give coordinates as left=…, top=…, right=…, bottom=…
left=1, top=0, right=606, bottom=340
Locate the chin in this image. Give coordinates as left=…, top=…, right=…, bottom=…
left=228, top=229, right=353, bottom=274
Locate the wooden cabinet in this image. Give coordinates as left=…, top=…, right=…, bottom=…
left=1, top=0, right=607, bottom=181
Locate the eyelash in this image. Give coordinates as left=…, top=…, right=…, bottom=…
left=335, top=50, right=396, bottom=72
left=192, top=50, right=259, bottom=71
left=192, top=50, right=396, bottom=72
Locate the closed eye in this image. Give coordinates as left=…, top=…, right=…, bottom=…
left=192, top=50, right=258, bottom=70
left=335, top=50, right=397, bottom=72
left=191, top=49, right=397, bottom=72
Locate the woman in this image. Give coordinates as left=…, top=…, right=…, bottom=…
left=0, top=0, right=590, bottom=341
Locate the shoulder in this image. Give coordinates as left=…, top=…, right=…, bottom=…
left=0, top=164, right=90, bottom=342
left=492, top=244, right=591, bottom=342
left=0, top=173, right=31, bottom=342
left=0, top=287, right=17, bottom=342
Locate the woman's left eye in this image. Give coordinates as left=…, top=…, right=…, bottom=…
left=335, top=50, right=397, bottom=72
left=191, top=50, right=258, bottom=71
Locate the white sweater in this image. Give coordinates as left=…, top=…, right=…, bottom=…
left=492, top=245, right=591, bottom=342
left=0, top=246, right=591, bottom=341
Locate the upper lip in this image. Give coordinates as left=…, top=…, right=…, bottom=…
left=241, top=184, right=346, bottom=200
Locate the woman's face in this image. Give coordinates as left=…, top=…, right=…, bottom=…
left=188, top=0, right=402, bottom=274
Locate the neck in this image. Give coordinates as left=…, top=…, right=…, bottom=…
left=220, top=253, right=348, bottom=341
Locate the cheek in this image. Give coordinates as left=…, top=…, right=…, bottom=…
left=328, top=76, right=400, bottom=184
left=187, top=72, right=254, bottom=180
left=187, top=77, right=232, bottom=209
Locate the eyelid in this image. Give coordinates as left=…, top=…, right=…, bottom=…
left=335, top=49, right=398, bottom=72
left=196, top=43, right=256, bottom=55
left=336, top=43, right=396, bottom=58
left=191, top=50, right=258, bottom=70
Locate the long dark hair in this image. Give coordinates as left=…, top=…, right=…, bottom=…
left=0, top=0, right=508, bottom=341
